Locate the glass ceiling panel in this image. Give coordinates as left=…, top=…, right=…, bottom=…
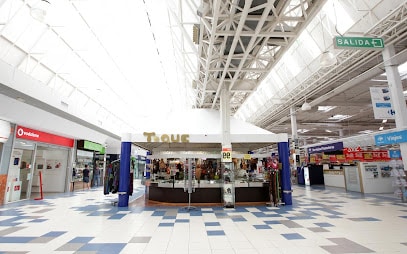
left=0, top=0, right=194, bottom=135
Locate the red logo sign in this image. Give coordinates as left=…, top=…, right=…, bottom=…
left=14, top=185, right=20, bottom=191
left=16, top=126, right=74, bottom=147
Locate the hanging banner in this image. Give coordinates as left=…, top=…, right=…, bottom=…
left=369, top=87, right=395, bottom=119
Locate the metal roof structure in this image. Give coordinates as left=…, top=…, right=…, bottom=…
left=0, top=0, right=406, bottom=153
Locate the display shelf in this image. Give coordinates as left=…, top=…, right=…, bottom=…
left=221, top=162, right=235, bottom=208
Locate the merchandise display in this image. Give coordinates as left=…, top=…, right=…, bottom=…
left=390, top=160, right=406, bottom=202
left=148, top=157, right=272, bottom=204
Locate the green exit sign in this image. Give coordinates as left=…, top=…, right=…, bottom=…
left=334, top=36, right=384, bottom=50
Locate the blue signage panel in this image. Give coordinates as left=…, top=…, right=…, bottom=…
left=307, top=142, right=344, bottom=154
left=389, top=150, right=401, bottom=159
left=375, top=130, right=407, bottom=146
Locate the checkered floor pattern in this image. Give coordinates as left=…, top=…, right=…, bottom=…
left=1, top=180, right=407, bottom=254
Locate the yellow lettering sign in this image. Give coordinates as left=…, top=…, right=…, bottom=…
left=143, top=132, right=190, bottom=143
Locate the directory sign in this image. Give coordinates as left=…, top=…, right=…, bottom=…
left=375, top=130, right=407, bottom=146
left=369, top=87, right=395, bottom=119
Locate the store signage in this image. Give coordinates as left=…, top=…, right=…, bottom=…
left=221, top=147, right=232, bottom=163
left=83, top=140, right=105, bottom=153
left=16, top=126, right=74, bottom=147
left=389, top=150, right=401, bottom=159
left=243, top=154, right=251, bottom=160
left=143, top=132, right=189, bottom=143
left=369, top=87, right=395, bottom=119
left=344, top=150, right=390, bottom=161
left=334, top=36, right=384, bottom=49
left=343, top=146, right=362, bottom=152
left=307, top=142, right=343, bottom=154
left=375, top=130, right=407, bottom=146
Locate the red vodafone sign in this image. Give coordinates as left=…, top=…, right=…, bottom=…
left=16, top=125, right=74, bottom=148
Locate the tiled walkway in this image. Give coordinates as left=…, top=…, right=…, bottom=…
left=1, top=180, right=407, bottom=254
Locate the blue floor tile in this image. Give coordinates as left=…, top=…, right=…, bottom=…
left=163, top=215, right=176, bottom=219
left=151, top=211, right=166, bottom=216
left=281, top=233, right=305, bottom=240
left=314, top=222, right=334, bottom=227
left=253, top=224, right=271, bottom=229
left=78, top=243, right=126, bottom=254
left=207, top=230, right=225, bottom=236
left=231, top=217, right=247, bottom=222
left=0, top=237, right=37, bottom=243
left=42, top=231, right=66, bottom=237
left=175, top=219, right=189, bottom=223
left=205, top=222, right=220, bottom=226
left=264, top=220, right=281, bottom=225
left=69, top=237, right=94, bottom=243
left=108, top=214, right=126, bottom=220
left=159, top=222, right=175, bottom=227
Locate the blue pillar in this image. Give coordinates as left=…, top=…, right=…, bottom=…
left=145, top=151, right=151, bottom=179
left=118, top=133, right=131, bottom=207
left=278, top=142, right=292, bottom=205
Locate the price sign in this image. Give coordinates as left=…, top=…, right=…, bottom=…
left=221, top=148, right=232, bottom=162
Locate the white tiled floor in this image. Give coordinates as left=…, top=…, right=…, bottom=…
left=0, top=181, right=407, bottom=254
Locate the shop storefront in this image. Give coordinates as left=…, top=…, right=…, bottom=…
left=4, top=125, right=74, bottom=203
left=74, top=140, right=105, bottom=190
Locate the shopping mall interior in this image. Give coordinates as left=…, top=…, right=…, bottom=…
left=0, top=0, right=407, bottom=253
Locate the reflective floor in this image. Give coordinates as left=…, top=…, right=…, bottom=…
left=1, top=180, right=407, bottom=254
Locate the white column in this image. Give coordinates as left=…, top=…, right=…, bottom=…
left=220, top=85, right=231, bottom=148
left=290, top=107, right=298, bottom=142
left=290, top=107, right=298, bottom=168
left=382, top=45, right=407, bottom=170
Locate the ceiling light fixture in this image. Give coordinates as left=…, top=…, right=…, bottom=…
left=30, top=0, right=50, bottom=22
left=319, top=13, right=337, bottom=68
left=301, top=98, right=311, bottom=111
left=320, top=51, right=337, bottom=67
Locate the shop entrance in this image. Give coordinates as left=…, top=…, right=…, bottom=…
left=33, top=145, right=69, bottom=194
left=14, top=140, right=36, bottom=200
